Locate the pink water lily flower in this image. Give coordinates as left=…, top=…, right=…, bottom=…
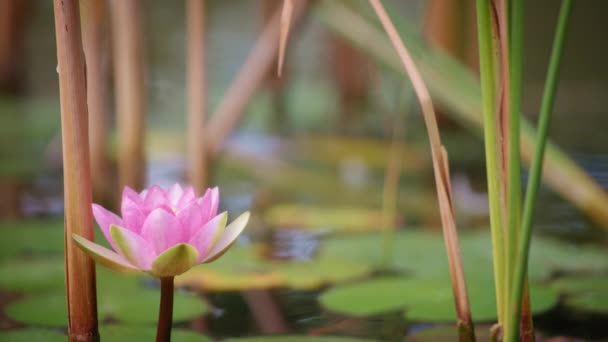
left=73, top=184, right=250, bottom=277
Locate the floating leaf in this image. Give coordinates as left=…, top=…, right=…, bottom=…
left=0, top=257, right=65, bottom=292
left=224, top=336, right=379, bottom=342
left=264, top=204, right=392, bottom=233
left=551, top=275, right=608, bottom=314
left=177, top=245, right=370, bottom=291
left=273, top=256, right=372, bottom=289
left=290, top=135, right=425, bottom=171
left=6, top=272, right=207, bottom=326
left=0, top=220, right=64, bottom=260
left=0, top=328, right=65, bottom=342
left=565, top=291, right=608, bottom=314
left=321, top=231, right=608, bottom=281
left=319, top=277, right=411, bottom=317
left=99, top=325, right=210, bottom=342
left=551, top=275, right=608, bottom=294
left=320, top=276, right=558, bottom=322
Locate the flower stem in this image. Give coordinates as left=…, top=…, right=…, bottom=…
left=156, top=277, right=175, bottom=342
left=505, top=1, right=573, bottom=341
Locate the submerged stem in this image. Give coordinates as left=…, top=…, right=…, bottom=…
left=505, top=1, right=573, bottom=341
left=156, top=277, right=175, bottom=342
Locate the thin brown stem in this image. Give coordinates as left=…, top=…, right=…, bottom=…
left=110, top=0, right=146, bottom=192
left=53, top=0, right=99, bottom=340
left=156, top=277, right=175, bottom=342
left=278, top=0, right=294, bottom=76
left=186, top=0, right=208, bottom=193
left=206, top=0, right=308, bottom=157
left=367, top=1, right=474, bottom=339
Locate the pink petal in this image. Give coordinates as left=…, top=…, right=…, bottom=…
left=176, top=186, right=196, bottom=209
left=198, top=187, right=219, bottom=223
left=92, top=204, right=122, bottom=249
left=176, top=202, right=204, bottom=239
left=109, top=225, right=157, bottom=270
left=121, top=196, right=146, bottom=234
left=188, top=212, right=227, bottom=262
left=122, top=186, right=143, bottom=205
left=140, top=208, right=184, bottom=254
left=166, top=183, right=184, bottom=208
left=144, top=185, right=168, bottom=209
left=202, top=211, right=249, bottom=263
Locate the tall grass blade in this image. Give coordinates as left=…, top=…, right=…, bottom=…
left=475, top=0, right=506, bottom=324
left=505, top=1, right=573, bottom=341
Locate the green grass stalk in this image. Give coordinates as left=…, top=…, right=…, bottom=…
left=505, top=1, right=573, bottom=341
left=475, top=0, right=506, bottom=323
left=505, top=0, right=523, bottom=293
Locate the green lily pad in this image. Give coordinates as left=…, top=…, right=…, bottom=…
left=0, top=328, right=65, bottom=342
left=320, top=277, right=558, bottom=322
left=551, top=275, right=608, bottom=314
left=176, top=245, right=371, bottom=291
left=6, top=273, right=207, bottom=326
left=551, top=275, right=608, bottom=293
left=321, top=231, right=608, bottom=282
left=264, top=204, right=393, bottom=233
left=0, top=257, right=143, bottom=294
left=565, top=291, right=608, bottom=314
left=0, top=257, right=65, bottom=292
left=319, top=277, right=411, bottom=317
left=99, top=325, right=211, bottom=342
left=0, top=219, right=64, bottom=260
left=224, top=336, right=379, bottom=342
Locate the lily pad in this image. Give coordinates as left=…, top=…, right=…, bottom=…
left=320, top=276, right=558, bottom=322
left=320, top=231, right=608, bottom=282
left=0, top=257, right=65, bottom=292
left=264, top=204, right=393, bottom=233
left=551, top=275, right=608, bottom=293
left=290, top=135, right=425, bottom=171
left=6, top=273, right=207, bottom=326
left=565, top=291, right=608, bottom=314
left=99, top=325, right=210, bottom=342
left=0, top=219, right=64, bottom=260
left=0, top=328, right=65, bottom=342
left=224, top=336, right=379, bottom=342
left=551, top=276, right=608, bottom=314
left=176, top=245, right=371, bottom=291
left=319, top=277, right=411, bottom=316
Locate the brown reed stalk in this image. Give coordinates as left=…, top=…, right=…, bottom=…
left=206, top=0, right=308, bottom=157
left=109, top=0, right=146, bottom=191
left=278, top=0, right=294, bottom=76
left=367, top=1, right=475, bottom=340
left=53, top=0, right=99, bottom=340
left=82, top=0, right=112, bottom=202
left=186, top=0, right=208, bottom=194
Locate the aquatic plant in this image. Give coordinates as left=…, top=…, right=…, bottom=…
left=73, top=184, right=249, bottom=340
